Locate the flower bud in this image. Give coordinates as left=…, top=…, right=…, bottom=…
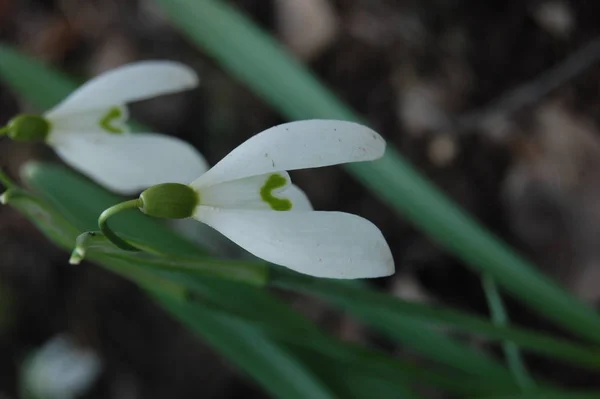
left=138, top=183, right=198, bottom=219
left=7, top=114, right=51, bottom=141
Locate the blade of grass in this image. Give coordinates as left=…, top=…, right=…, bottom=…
left=0, top=45, right=75, bottom=107
left=270, top=268, right=600, bottom=370
left=15, top=162, right=516, bottom=380
left=2, top=174, right=428, bottom=398
left=0, top=176, right=565, bottom=396
left=8, top=165, right=599, bottom=376
left=3, top=170, right=438, bottom=397
left=21, top=162, right=208, bottom=257
left=73, top=231, right=267, bottom=286
left=148, top=290, right=338, bottom=399
left=152, top=0, right=600, bottom=343
left=153, top=290, right=519, bottom=398
left=482, top=274, right=535, bottom=391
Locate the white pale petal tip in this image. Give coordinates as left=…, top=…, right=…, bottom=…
left=133, top=60, right=200, bottom=93
left=149, top=60, right=200, bottom=90
left=0, top=191, right=8, bottom=205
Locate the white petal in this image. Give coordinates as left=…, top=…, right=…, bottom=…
left=52, top=132, right=208, bottom=194
left=46, top=61, right=198, bottom=116
left=198, top=172, right=313, bottom=211
left=47, top=106, right=130, bottom=139
left=193, top=207, right=394, bottom=278
left=191, top=120, right=385, bottom=187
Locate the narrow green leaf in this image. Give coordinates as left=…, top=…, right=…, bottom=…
left=11, top=161, right=517, bottom=385
left=3, top=173, right=594, bottom=382
left=3, top=172, right=425, bottom=396
left=21, top=161, right=207, bottom=257
left=0, top=188, right=79, bottom=248
left=0, top=44, right=75, bottom=108
left=1, top=176, right=522, bottom=397
left=154, top=291, right=520, bottom=398
left=73, top=232, right=267, bottom=286
left=152, top=290, right=337, bottom=399
left=270, top=269, right=600, bottom=371
left=482, top=274, right=534, bottom=390
left=152, top=0, right=600, bottom=343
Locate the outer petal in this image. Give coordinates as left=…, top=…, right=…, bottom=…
left=193, top=207, right=394, bottom=278
left=198, top=172, right=313, bottom=211
left=52, top=132, right=208, bottom=194
left=190, top=120, right=385, bottom=187
left=46, top=61, right=198, bottom=117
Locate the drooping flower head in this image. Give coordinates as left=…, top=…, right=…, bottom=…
left=99, top=120, right=395, bottom=279
left=1, top=61, right=208, bottom=194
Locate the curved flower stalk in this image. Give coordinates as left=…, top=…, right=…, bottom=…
left=95, top=120, right=395, bottom=279
left=0, top=61, right=208, bottom=194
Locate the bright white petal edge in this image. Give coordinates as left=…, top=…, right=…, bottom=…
left=46, top=61, right=199, bottom=117
left=193, top=207, right=394, bottom=278
left=191, top=120, right=386, bottom=188
left=52, top=132, right=209, bottom=194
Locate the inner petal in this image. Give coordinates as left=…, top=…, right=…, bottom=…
left=198, top=172, right=311, bottom=211
left=46, top=106, right=129, bottom=143
left=98, top=106, right=127, bottom=134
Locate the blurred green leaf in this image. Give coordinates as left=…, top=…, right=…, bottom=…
left=151, top=0, right=600, bottom=344
left=154, top=291, right=337, bottom=399
left=0, top=45, right=75, bottom=109
left=12, top=161, right=597, bottom=382
left=21, top=162, right=207, bottom=257
left=270, top=269, right=600, bottom=371
left=74, top=232, right=267, bottom=286
left=153, top=290, right=521, bottom=398
left=3, top=171, right=526, bottom=396
left=3, top=171, right=431, bottom=396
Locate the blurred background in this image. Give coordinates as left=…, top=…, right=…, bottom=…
left=1, top=0, right=600, bottom=397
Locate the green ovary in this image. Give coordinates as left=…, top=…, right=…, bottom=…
left=99, top=107, right=125, bottom=134
left=260, top=174, right=292, bottom=211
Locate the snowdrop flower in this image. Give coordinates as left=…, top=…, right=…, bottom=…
left=97, top=120, right=395, bottom=279
left=21, top=334, right=102, bottom=399
left=0, top=61, right=208, bottom=194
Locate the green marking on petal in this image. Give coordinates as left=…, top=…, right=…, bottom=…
left=99, top=107, right=125, bottom=134
left=260, top=173, right=292, bottom=211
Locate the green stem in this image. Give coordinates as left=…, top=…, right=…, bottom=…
left=0, top=169, right=15, bottom=189
left=98, top=199, right=141, bottom=251
left=482, top=274, right=535, bottom=391
left=0, top=126, right=9, bottom=136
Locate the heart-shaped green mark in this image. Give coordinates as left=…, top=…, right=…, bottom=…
left=260, top=173, right=292, bottom=211
left=99, top=107, right=125, bottom=134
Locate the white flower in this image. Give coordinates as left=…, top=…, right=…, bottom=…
left=21, top=335, right=102, bottom=399
left=6, top=61, right=208, bottom=194
left=136, top=120, right=395, bottom=279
